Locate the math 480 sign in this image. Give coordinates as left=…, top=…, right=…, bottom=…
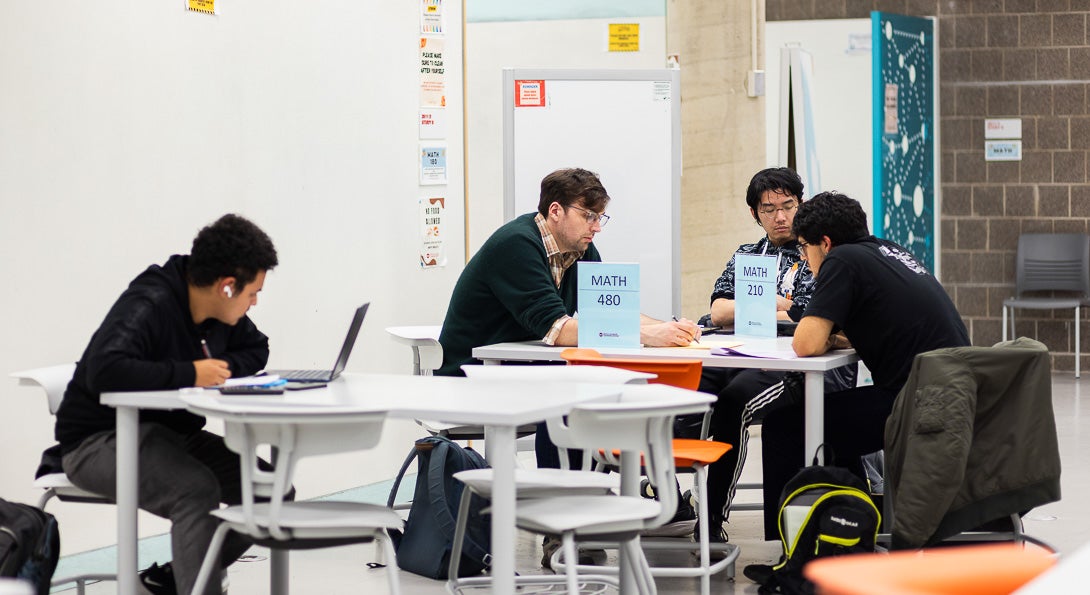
left=577, top=262, right=641, bottom=349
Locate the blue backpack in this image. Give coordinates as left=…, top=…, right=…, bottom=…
left=387, top=435, right=491, bottom=579
left=0, top=498, right=60, bottom=595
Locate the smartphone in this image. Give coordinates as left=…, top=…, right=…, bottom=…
left=219, top=385, right=285, bottom=395
left=284, top=382, right=328, bottom=391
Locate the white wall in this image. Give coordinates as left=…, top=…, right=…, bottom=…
left=765, top=19, right=874, bottom=223
left=0, top=1, right=463, bottom=553
left=465, top=16, right=667, bottom=254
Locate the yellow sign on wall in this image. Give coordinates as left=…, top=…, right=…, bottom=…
left=608, top=23, right=639, bottom=52
left=187, top=0, right=215, bottom=15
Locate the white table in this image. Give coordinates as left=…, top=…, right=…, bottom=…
left=472, top=335, right=860, bottom=466
left=102, top=373, right=625, bottom=595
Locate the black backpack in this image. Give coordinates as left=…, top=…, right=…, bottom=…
left=745, top=461, right=881, bottom=595
left=387, top=435, right=491, bottom=579
left=0, top=498, right=60, bottom=595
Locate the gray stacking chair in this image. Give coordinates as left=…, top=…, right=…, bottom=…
left=1002, top=233, right=1090, bottom=378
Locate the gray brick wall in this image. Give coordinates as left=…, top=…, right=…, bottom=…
left=767, top=0, right=1090, bottom=370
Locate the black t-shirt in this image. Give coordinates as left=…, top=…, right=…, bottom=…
left=803, top=236, right=970, bottom=393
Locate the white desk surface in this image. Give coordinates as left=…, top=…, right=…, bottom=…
left=473, top=334, right=859, bottom=372
left=162, top=373, right=623, bottom=425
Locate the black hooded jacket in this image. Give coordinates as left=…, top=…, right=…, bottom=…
left=55, top=254, right=270, bottom=453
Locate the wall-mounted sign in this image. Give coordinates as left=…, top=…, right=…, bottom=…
left=984, top=118, right=1022, bottom=139
left=985, top=140, right=1022, bottom=161
left=608, top=23, right=640, bottom=52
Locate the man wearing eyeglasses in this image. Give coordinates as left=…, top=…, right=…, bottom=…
left=437, top=168, right=699, bottom=565
left=693, top=167, right=854, bottom=545
left=438, top=167, right=699, bottom=379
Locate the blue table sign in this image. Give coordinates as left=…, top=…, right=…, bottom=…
left=734, top=254, right=777, bottom=338
left=577, top=262, right=641, bottom=349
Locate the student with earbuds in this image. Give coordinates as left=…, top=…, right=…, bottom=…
left=54, top=214, right=279, bottom=595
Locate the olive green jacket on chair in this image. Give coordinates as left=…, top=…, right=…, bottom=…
left=884, top=337, right=1061, bottom=549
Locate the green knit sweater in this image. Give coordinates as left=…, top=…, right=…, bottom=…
left=437, top=213, right=601, bottom=375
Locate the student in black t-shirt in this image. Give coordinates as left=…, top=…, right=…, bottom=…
left=757, top=191, right=969, bottom=540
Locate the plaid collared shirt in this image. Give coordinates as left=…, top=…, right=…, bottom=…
left=534, top=213, right=583, bottom=344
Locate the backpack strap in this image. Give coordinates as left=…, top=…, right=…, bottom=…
left=386, top=440, right=424, bottom=508
left=425, top=439, right=491, bottom=571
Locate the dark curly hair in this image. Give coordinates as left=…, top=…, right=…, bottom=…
left=188, top=214, right=278, bottom=291
left=745, top=167, right=804, bottom=222
left=792, top=191, right=870, bottom=246
left=537, top=168, right=611, bottom=216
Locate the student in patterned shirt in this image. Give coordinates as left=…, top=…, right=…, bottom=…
left=694, top=168, right=854, bottom=544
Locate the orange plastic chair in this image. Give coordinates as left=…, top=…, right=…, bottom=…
left=559, top=348, right=739, bottom=593
left=804, top=543, right=1054, bottom=595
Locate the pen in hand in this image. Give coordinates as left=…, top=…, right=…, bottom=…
left=200, top=339, right=213, bottom=359
left=672, top=316, right=699, bottom=343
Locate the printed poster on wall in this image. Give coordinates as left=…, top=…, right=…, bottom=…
left=514, top=80, right=546, bottom=108
left=420, top=0, right=443, bottom=35
left=608, top=23, right=640, bottom=52
left=419, top=144, right=447, bottom=185
left=186, top=0, right=214, bottom=14
left=872, top=12, right=936, bottom=273
left=419, top=37, right=446, bottom=107
left=420, top=197, right=446, bottom=268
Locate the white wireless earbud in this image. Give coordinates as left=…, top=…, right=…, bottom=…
left=224, top=286, right=233, bottom=298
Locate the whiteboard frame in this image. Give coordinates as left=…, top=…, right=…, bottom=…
left=502, top=68, right=682, bottom=319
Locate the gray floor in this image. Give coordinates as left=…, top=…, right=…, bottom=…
left=66, top=373, right=1088, bottom=594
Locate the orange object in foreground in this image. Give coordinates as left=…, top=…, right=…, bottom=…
left=804, top=543, right=1054, bottom=595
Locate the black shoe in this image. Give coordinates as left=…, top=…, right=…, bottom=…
left=693, top=514, right=728, bottom=544
left=693, top=514, right=728, bottom=542
left=541, top=535, right=598, bottom=570
left=643, top=493, right=697, bottom=537
left=541, top=535, right=561, bottom=569
left=139, top=562, right=178, bottom=595
left=742, top=562, right=776, bottom=585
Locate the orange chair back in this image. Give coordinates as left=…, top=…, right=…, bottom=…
left=560, top=348, right=702, bottom=390
left=804, top=543, right=1054, bottom=595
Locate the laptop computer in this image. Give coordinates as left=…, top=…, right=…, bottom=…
left=264, top=303, right=369, bottom=382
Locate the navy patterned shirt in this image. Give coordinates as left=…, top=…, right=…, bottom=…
left=710, top=236, right=815, bottom=319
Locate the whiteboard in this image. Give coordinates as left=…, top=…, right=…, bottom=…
left=503, top=69, right=681, bottom=319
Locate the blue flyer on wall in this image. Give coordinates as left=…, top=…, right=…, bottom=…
left=734, top=254, right=777, bottom=338
left=577, top=262, right=640, bottom=349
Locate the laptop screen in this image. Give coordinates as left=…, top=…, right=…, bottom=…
left=329, top=303, right=369, bottom=378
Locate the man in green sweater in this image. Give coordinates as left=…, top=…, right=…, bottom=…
left=438, top=167, right=700, bottom=565
left=438, top=167, right=699, bottom=376
left=438, top=166, right=698, bottom=447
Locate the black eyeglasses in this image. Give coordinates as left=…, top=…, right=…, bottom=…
left=757, top=201, right=799, bottom=217
left=566, top=205, right=611, bottom=227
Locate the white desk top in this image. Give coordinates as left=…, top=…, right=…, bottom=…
left=473, top=334, right=859, bottom=372
left=105, top=373, right=630, bottom=427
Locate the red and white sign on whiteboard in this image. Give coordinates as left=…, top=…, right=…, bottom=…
left=515, top=80, right=546, bottom=107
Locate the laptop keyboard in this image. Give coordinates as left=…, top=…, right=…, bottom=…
left=274, top=369, right=329, bottom=380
